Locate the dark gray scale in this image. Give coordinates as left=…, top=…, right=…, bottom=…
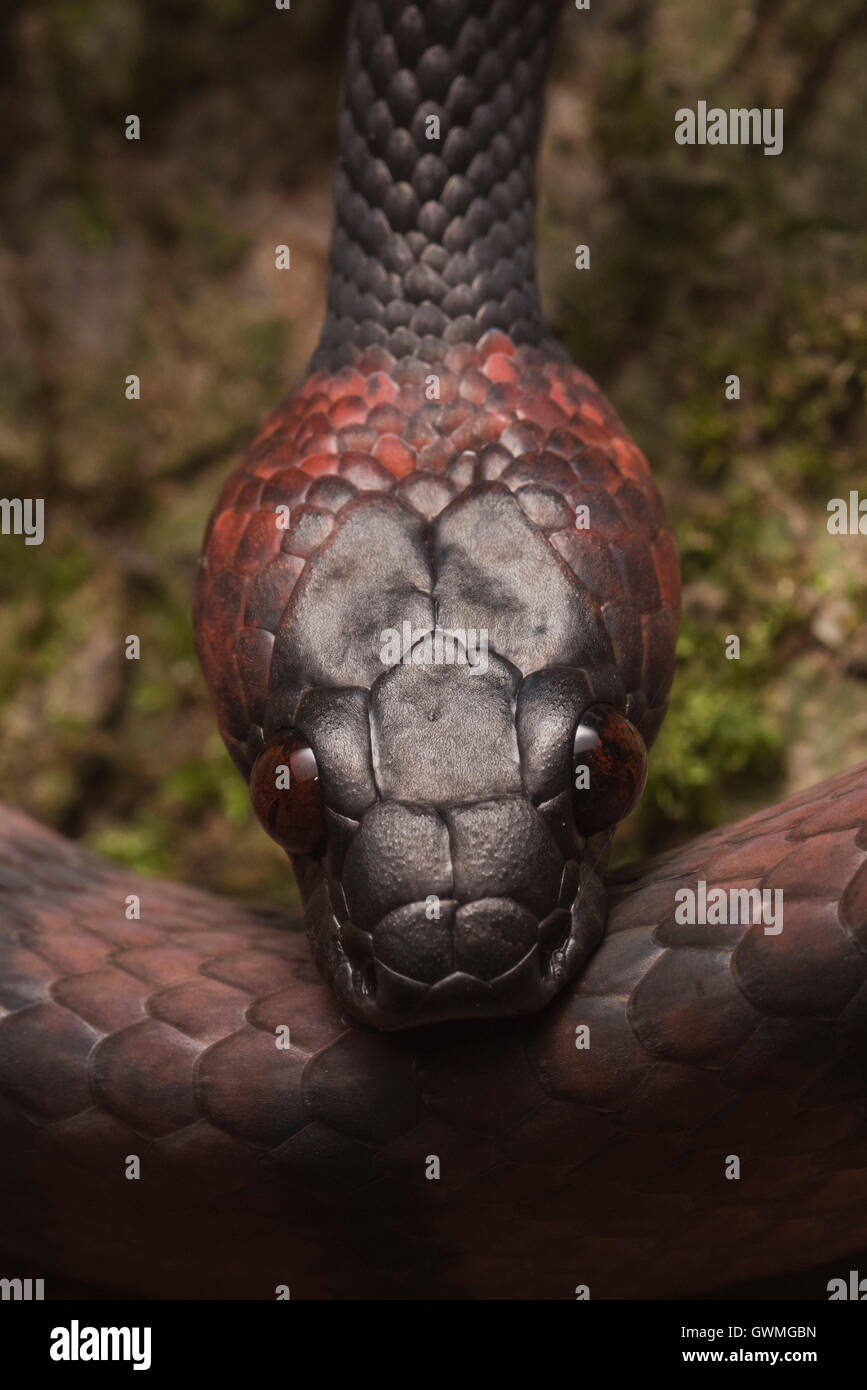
left=262, top=479, right=624, bottom=1028
left=266, top=494, right=434, bottom=725
left=369, top=648, right=523, bottom=804
left=311, top=0, right=569, bottom=369
left=434, top=483, right=618, bottom=679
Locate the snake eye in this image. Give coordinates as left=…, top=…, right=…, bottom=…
left=571, top=705, right=647, bottom=835
left=249, top=731, right=327, bottom=855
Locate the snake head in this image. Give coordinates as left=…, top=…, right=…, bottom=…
left=250, top=682, right=649, bottom=1029
left=194, top=345, right=680, bottom=1031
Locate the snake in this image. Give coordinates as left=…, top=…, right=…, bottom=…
left=1, top=0, right=866, bottom=1300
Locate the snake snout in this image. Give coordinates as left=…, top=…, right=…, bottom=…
left=304, top=796, right=610, bottom=1030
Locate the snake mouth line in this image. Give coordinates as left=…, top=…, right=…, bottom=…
left=307, top=862, right=609, bottom=1031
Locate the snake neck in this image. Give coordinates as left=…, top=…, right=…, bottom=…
left=310, top=0, right=568, bottom=372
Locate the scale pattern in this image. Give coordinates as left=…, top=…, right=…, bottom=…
left=195, top=333, right=680, bottom=779
left=194, top=332, right=680, bottom=1025
left=1, top=762, right=866, bottom=1298
left=7, top=0, right=866, bottom=1297
left=194, top=0, right=680, bottom=1028
left=311, top=0, right=567, bottom=368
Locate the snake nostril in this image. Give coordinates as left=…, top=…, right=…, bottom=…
left=539, top=947, right=568, bottom=985
left=538, top=909, right=572, bottom=985
left=539, top=908, right=571, bottom=950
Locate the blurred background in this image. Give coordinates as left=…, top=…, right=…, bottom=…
left=0, top=0, right=865, bottom=915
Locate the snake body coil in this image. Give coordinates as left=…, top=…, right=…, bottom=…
left=1, top=0, right=866, bottom=1302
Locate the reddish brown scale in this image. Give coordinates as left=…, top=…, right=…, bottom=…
left=3, top=761, right=867, bottom=1298
left=194, top=330, right=681, bottom=776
